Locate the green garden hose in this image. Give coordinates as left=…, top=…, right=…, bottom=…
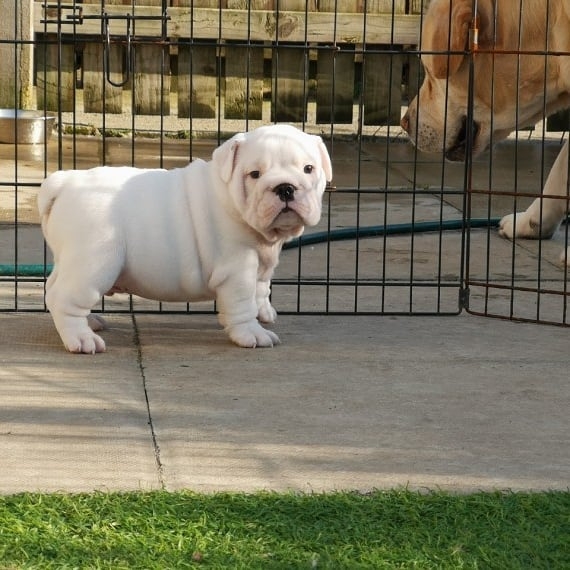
left=0, top=217, right=501, bottom=277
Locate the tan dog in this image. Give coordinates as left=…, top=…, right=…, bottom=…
left=401, top=0, right=570, bottom=263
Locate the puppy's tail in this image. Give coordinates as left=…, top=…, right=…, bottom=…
left=37, top=170, right=67, bottom=224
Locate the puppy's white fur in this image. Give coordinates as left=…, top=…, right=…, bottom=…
left=401, top=0, right=570, bottom=263
left=38, top=124, right=332, bottom=353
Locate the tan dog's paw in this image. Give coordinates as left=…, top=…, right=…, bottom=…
left=499, top=211, right=558, bottom=240
left=227, top=321, right=280, bottom=348
left=499, top=212, right=539, bottom=239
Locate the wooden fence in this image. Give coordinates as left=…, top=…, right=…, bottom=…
left=33, top=1, right=428, bottom=127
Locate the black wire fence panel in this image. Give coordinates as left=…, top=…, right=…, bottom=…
left=1, top=0, right=568, bottom=324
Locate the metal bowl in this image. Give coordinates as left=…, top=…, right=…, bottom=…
left=0, top=109, right=56, bottom=144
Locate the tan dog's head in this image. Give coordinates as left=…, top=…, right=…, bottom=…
left=212, top=124, right=332, bottom=242
left=401, top=0, right=570, bottom=161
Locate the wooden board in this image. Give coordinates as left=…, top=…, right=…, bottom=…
left=35, top=36, right=75, bottom=112
left=177, top=44, right=217, bottom=119
left=224, top=44, right=264, bottom=120
left=31, top=1, right=424, bottom=124
left=410, top=0, right=430, bottom=14
left=133, top=44, right=170, bottom=116
left=83, top=42, right=123, bottom=114
left=319, top=1, right=405, bottom=13
left=35, top=6, right=422, bottom=45
left=177, top=9, right=420, bottom=44
left=271, top=46, right=307, bottom=123
left=316, top=47, right=355, bottom=124
left=363, top=51, right=403, bottom=126
left=403, top=52, right=424, bottom=103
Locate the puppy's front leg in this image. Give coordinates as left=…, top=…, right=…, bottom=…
left=256, top=279, right=277, bottom=324
left=214, top=274, right=280, bottom=348
left=255, top=243, right=280, bottom=324
left=499, top=140, right=569, bottom=242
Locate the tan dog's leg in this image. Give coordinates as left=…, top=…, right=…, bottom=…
left=499, top=140, right=569, bottom=263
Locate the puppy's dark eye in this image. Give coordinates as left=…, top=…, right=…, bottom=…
left=249, top=170, right=261, bottom=179
left=304, top=165, right=314, bottom=174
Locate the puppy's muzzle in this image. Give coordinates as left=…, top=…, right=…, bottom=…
left=274, top=183, right=296, bottom=203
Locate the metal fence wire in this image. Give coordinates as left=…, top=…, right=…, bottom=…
left=0, top=0, right=569, bottom=326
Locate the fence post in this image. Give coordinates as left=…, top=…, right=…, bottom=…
left=316, top=1, right=357, bottom=125
left=0, top=0, right=34, bottom=109
left=82, top=0, right=123, bottom=114
left=271, top=0, right=316, bottom=123
left=362, top=2, right=406, bottom=126
left=176, top=0, right=218, bottom=119
left=224, top=43, right=263, bottom=120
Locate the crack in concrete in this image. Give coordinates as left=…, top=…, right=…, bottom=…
left=131, top=313, right=165, bottom=489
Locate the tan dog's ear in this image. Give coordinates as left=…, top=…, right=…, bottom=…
left=421, top=0, right=473, bottom=79
left=212, top=132, right=247, bottom=183
left=313, top=136, right=333, bottom=182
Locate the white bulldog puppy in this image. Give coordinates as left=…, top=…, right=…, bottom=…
left=38, top=124, right=332, bottom=353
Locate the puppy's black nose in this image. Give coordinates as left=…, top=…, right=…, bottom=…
left=274, top=183, right=295, bottom=202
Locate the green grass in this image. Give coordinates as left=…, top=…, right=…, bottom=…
left=0, top=490, right=568, bottom=569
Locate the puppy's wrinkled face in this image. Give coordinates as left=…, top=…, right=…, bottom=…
left=238, top=134, right=326, bottom=239
left=214, top=125, right=332, bottom=242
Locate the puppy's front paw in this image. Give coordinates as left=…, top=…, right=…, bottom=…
left=64, top=330, right=106, bottom=354
left=227, top=321, right=280, bottom=348
left=257, top=299, right=277, bottom=323
left=560, top=246, right=570, bottom=266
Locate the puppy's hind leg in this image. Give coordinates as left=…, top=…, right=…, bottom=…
left=45, top=261, right=116, bottom=354
left=87, top=314, right=108, bottom=332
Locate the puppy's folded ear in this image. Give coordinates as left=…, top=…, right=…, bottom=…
left=212, top=132, right=247, bottom=183
left=421, top=0, right=473, bottom=79
left=313, top=135, right=333, bottom=183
